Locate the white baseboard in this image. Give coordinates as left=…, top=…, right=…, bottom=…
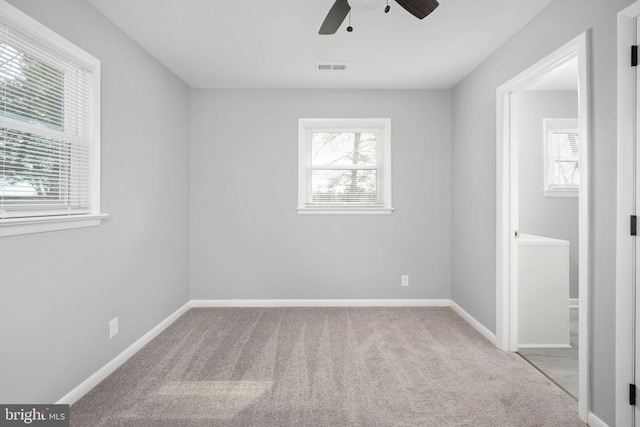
left=56, top=301, right=191, bottom=406
left=449, top=301, right=497, bottom=345
left=587, top=411, right=610, bottom=427
left=518, top=344, right=572, bottom=349
left=191, top=299, right=451, bottom=308
left=569, top=298, right=579, bottom=308
left=55, top=298, right=500, bottom=407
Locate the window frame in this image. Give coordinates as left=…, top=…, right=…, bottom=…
left=0, top=1, right=106, bottom=237
left=297, top=118, right=393, bottom=215
left=542, top=118, right=580, bottom=198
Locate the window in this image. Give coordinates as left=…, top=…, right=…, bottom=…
left=298, top=118, right=393, bottom=214
left=0, top=2, right=105, bottom=236
left=543, top=118, right=579, bottom=197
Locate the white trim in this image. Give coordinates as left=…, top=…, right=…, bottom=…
left=617, top=3, right=640, bottom=427
left=496, top=32, right=591, bottom=422
left=0, top=213, right=108, bottom=237
left=90, top=56, right=102, bottom=216
left=297, top=208, right=394, bottom=215
left=569, top=298, right=579, bottom=308
left=56, top=301, right=191, bottom=406
left=450, top=300, right=497, bottom=345
left=542, top=118, right=580, bottom=197
left=0, top=1, right=97, bottom=66
left=576, top=31, right=591, bottom=424
left=297, top=118, right=393, bottom=214
left=518, top=344, right=572, bottom=349
left=191, top=299, right=451, bottom=308
left=0, top=0, right=105, bottom=231
left=587, top=412, right=611, bottom=427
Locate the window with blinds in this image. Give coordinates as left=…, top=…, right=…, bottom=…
left=0, top=4, right=100, bottom=226
left=543, top=118, right=579, bottom=197
left=298, top=118, right=393, bottom=214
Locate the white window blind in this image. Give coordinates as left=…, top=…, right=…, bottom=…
left=543, top=118, right=579, bottom=197
left=0, top=21, right=93, bottom=219
left=298, top=118, right=393, bottom=214
left=550, top=131, right=580, bottom=185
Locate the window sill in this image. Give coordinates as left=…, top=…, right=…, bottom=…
left=297, top=207, right=394, bottom=215
left=0, top=213, right=109, bottom=237
left=543, top=189, right=579, bottom=198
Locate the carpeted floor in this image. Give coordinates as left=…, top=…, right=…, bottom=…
left=71, top=307, right=586, bottom=426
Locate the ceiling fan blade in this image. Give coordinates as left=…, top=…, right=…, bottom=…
left=319, top=0, right=351, bottom=35
left=394, top=0, right=439, bottom=19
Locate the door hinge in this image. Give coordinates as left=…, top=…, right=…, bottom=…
left=632, top=215, right=637, bottom=236
left=631, top=384, right=637, bottom=406
left=633, top=45, right=638, bottom=67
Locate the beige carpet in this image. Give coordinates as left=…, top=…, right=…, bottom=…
left=71, top=307, right=585, bottom=426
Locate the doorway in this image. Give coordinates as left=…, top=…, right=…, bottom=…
left=514, top=61, right=580, bottom=397
left=496, top=32, right=591, bottom=422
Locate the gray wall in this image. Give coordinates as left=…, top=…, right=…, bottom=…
left=191, top=89, right=451, bottom=300
left=0, top=0, right=191, bottom=403
left=518, top=91, right=579, bottom=298
left=451, top=0, right=633, bottom=423
left=0, top=1, right=623, bottom=423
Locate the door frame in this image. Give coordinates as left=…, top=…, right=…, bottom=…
left=617, top=3, right=640, bottom=427
left=496, top=32, right=591, bottom=422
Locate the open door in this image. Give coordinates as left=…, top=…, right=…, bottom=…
left=634, top=17, right=640, bottom=426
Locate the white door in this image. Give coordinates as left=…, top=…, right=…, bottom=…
left=635, top=16, right=640, bottom=426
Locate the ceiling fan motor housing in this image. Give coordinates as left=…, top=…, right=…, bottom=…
left=348, top=0, right=380, bottom=11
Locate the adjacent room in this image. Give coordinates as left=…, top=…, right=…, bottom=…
left=514, top=57, right=581, bottom=397
left=0, top=0, right=636, bottom=426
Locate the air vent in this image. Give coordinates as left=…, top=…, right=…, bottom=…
left=317, top=62, right=347, bottom=71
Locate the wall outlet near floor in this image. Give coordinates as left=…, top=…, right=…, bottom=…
left=109, top=317, right=119, bottom=339
left=401, top=275, right=409, bottom=287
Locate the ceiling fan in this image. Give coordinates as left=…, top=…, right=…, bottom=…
left=319, top=0, right=439, bottom=35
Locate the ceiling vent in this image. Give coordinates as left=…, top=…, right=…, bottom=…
left=317, top=63, right=347, bottom=71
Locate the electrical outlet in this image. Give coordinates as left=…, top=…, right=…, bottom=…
left=401, top=275, right=409, bottom=287
left=109, top=317, right=118, bottom=339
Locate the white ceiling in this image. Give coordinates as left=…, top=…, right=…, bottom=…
left=525, top=57, right=579, bottom=91
left=88, top=0, right=553, bottom=89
